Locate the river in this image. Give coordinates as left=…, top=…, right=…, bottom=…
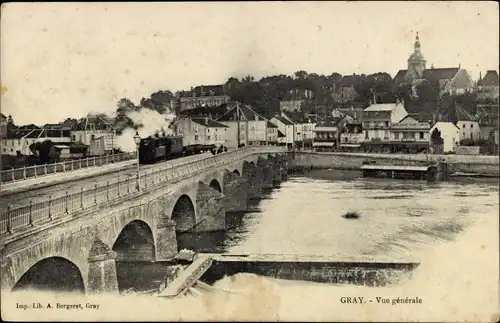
left=4, top=170, right=499, bottom=321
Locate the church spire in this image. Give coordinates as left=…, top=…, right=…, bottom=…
left=414, top=31, right=421, bottom=53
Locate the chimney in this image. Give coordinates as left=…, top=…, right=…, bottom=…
left=368, top=99, right=372, bottom=106
left=396, top=98, right=400, bottom=105
left=204, top=116, right=208, bottom=125
left=373, top=92, right=377, bottom=104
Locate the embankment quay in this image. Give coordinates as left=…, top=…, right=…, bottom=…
left=1, top=146, right=288, bottom=294
left=290, top=151, right=500, bottom=177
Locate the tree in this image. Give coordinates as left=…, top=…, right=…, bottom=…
left=430, top=128, right=444, bottom=153
left=114, top=98, right=137, bottom=134
left=430, top=128, right=444, bottom=146
left=29, top=140, right=60, bottom=164
left=415, top=80, right=439, bottom=103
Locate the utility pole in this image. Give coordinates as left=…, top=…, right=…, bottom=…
left=236, top=103, right=241, bottom=148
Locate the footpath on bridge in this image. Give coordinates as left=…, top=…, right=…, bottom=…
left=0, top=160, right=137, bottom=195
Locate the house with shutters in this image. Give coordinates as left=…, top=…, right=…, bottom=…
left=170, top=116, right=228, bottom=147
left=217, top=104, right=269, bottom=148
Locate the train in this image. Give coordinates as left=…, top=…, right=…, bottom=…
left=138, top=134, right=225, bottom=165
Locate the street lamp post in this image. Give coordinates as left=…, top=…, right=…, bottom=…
left=133, top=131, right=141, bottom=191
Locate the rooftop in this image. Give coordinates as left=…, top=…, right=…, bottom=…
left=217, top=104, right=267, bottom=122
left=272, top=115, right=294, bottom=126
left=73, top=114, right=114, bottom=131
left=478, top=70, right=499, bottom=87
left=190, top=117, right=228, bottom=128
left=364, top=103, right=402, bottom=112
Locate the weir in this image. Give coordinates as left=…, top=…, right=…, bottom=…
left=157, top=252, right=421, bottom=298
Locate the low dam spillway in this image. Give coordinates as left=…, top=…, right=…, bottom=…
left=158, top=253, right=421, bottom=298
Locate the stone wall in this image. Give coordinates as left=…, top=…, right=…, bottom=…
left=291, top=152, right=499, bottom=177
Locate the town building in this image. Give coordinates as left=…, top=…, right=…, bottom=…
left=429, top=122, right=460, bottom=153
left=339, top=121, right=364, bottom=150
left=445, top=102, right=481, bottom=143
left=270, top=115, right=294, bottom=147
left=281, top=111, right=317, bottom=149
left=394, top=32, right=473, bottom=96
left=279, top=100, right=304, bottom=113
left=266, top=121, right=280, bottom=144
left=332, top=74, right=361, bottom=103
left=313, top=118, right=345, bottom=151
left=171, top=116, right=228, bottom=147
left=172, top=85, right=231, bottom=112
left=361, top=100, right=408, bottom=143
left=477, top=70, right=500, bottom=101
left=0, top=113, right=7, bottom=139
left=1, top=127, right=72, bottom=156
left=71, top=114, right=116, bottom=156
left=217, top=104, right=269, bottom=148
left=390, top=115, right=431, bottom=149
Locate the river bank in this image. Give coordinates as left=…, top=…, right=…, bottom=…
left=289, top=151, right=500, bottom=177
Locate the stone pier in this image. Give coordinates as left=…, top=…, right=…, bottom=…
left=257, top=156, right=274, bottom=189
left=223, top=171, right=248, bottom=213
left=243, top=161, right=263, bottom=200
left=155, top=216, right=178, bottom=261
left=87, top=239, right=119, bottom=294
left=195, top=182, right=226, bottom=232
left=268, top=155, right=282, bottom=185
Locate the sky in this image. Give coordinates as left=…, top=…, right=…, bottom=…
left=1, top=2, right=498, bottom=125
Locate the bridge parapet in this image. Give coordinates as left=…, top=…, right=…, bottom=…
left=0, top=152, right=136, bottom=185
left=0, top=146, right=286, bottom=238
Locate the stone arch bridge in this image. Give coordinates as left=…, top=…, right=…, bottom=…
left=1, top=149, right=289, bottom=294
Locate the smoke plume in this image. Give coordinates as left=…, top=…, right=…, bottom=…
left=115, top=108, right=177, bottom=152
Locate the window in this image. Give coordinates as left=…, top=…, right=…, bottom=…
left=207, top=128, right=210, bottom=132
left=365, top=131, right=369, bottom=139
left=463, top=124, right=465, bottom=128
left=18, top=139, right=21, bottom=145
left=194, top=135, right=199, bottom=141
left=395, top=132, right=400, bottom=139
left=385, top=121, right=389, bottom=127
left=470, top=124, right=473, bottom=128
left=2, top=148, right=5, bottom=152
left=72, top=135, right=76, bottom=141
left=419, top=132, right=424, bottom=139
left=207, top=136, right=211, bottom=141
left=91, top=134, right=95, bottom=140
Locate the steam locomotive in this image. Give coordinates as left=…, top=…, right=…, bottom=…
left=138, top=134, right=222, bottom=165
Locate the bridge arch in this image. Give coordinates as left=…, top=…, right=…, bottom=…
left=233, top=169, right=241, bottom=176
left=112, top=220, right=155, bottom=262
left=12, top=257, right=85, bottom=294
left=209, top=179, right=222, bottom=193
left=171, top=194, right=196, bottom=233
left=249, top=161, right=255, bottom=166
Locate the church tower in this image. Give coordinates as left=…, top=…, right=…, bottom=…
left=405, top=32, right=427, bottom=84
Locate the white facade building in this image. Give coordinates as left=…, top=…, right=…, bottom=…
left=429, top=122, right=460, bottom=153
left=171, top=116, right=228, bottom=147
left=1, top=128, right=72, bottom=156
left=217, top=104, right=269, bottom=148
